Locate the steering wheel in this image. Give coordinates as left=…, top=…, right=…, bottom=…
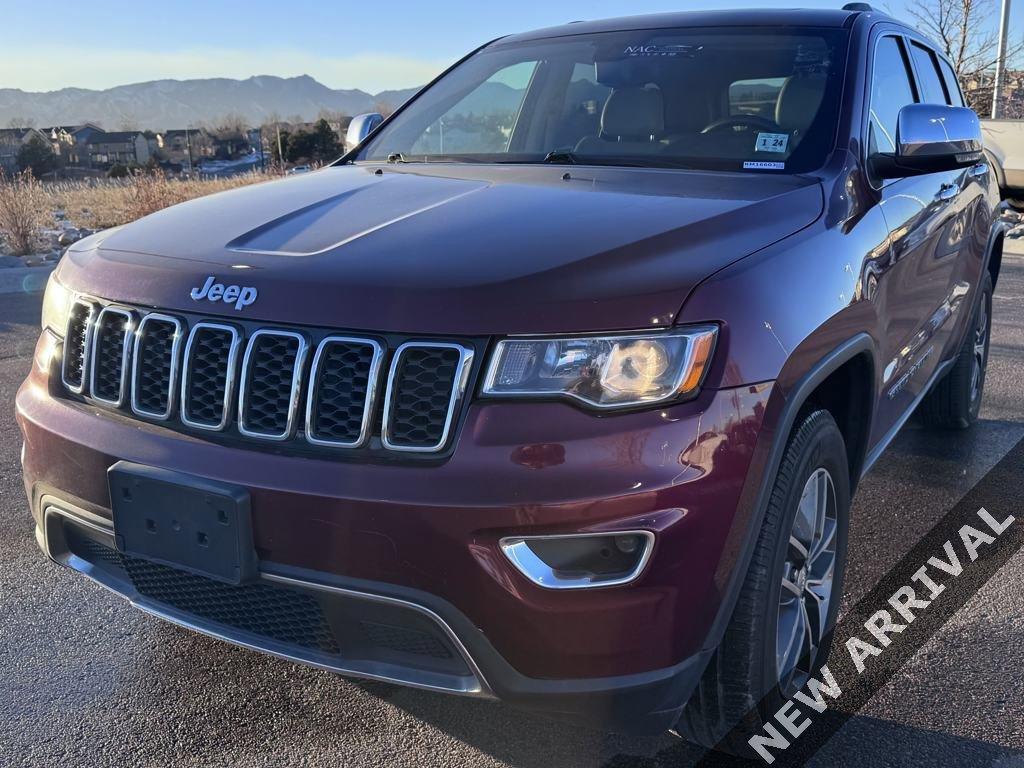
left=701, top=115, right=783, bottom=135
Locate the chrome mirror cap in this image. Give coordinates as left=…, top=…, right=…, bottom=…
left=874, top=104, right=984, bottom=178
left=346, top=113, right=384, bottom=151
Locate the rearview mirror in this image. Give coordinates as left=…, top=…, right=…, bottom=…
left=345, top=113, right=384, bottom=151
left=871, top=104, right=983, bottom=179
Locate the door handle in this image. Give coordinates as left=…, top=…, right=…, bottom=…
left=939, top=182, right=959, bottom=200
left=970, top=162, right=989, bottom=177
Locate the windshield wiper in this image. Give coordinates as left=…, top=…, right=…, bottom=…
left=542, top=149, right=579, bottom=165
left=502, top=151, right=655, bottom=169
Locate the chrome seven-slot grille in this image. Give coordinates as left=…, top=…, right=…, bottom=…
left=60, top=298, right=475, bottom=454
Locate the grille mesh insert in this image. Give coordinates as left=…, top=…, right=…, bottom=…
left=64, top=530, right=462, bottom=665
left=360, top=621, right=453, bottom=659
left=386, top=346, right=462, bottom=449
left=133, top=317, right=178, bottom=416
left=241, top=333, right=302, bottom=437
left=91, top=310, right=131, bottom=402
left=308, top=340, right=377, bottom=445
left=60, top=302, right=475, bottom=454
left=62, top=302, right=93, bottom=390
left=124, top=558, right=341, bottom=653
left=182, top=326, right=235, bottom=428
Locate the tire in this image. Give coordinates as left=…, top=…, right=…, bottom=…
left=675, top=409, right=851, bottom=756
left=919, top=272, right=993, bottom=430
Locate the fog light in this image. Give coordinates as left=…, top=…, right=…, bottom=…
left=615, top=535, right=640, bottom=554
left=499, top=531, right=654, bottom=590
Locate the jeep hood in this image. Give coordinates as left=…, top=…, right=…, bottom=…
left=61, top=164, right=823, bottom=335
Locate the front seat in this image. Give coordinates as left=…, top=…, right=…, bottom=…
left=774, top=73, right=827, bottom=145
left=575, top=86, right=665, bottom=155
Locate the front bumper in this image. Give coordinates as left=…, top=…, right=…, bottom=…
left=17, top=331, right=772, bottom=731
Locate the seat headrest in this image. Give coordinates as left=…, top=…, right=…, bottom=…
left=601, top=87, right=665, bottom=141
left=775, top=74, right=827, bottom=133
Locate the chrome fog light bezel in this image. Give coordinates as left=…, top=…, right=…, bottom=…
left=499, top=530, right=655, bottom=590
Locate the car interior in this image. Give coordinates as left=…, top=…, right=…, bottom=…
left=366, top=30, right=843, bottom=172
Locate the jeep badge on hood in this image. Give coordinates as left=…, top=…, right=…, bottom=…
left=190, top=276, right=258, bottom=311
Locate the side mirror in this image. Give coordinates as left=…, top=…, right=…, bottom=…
left=872, top=104, right=983, bottom=179
left=345, top=113, right=384, bottom=151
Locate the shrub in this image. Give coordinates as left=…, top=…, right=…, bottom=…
left=44, top=170, right=275, bottom=230
left=17, top=135, right=60, bottom=177
left=0, top=170, right=51, bottom=256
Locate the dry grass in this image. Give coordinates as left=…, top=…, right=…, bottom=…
left=43, top=170, right=278, bottom=231
left=0, top=171, right=53, bottom=256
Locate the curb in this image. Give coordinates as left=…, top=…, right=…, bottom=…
left=0, top=265, right=56, bottom=295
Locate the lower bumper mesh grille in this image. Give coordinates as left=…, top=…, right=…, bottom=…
left=360, top=621, right=453, bottom=659
left=64, top=529, right=463, bottom=665
left=124, top=559, right=341, bottom=654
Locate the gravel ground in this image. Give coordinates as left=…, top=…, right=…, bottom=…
left=0, top=247, right=1022, bottom=768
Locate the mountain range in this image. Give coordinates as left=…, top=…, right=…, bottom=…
left=0, top=75, right=422, bottom=130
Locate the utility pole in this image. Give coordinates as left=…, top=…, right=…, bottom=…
left=185, top=126, right=194, bottom=176
left=992, top=0, right=1012, bottom=119
left=276, top=123, right=284, bottom=172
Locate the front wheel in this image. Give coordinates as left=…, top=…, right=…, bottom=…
left=919, top=272, right=993, bottom=430
left=675, top=409, right=850, bottom=755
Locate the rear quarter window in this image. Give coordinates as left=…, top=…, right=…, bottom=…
left=938, top=57, right=966, bottom=106
left=909, top=42, right=949, bottom=104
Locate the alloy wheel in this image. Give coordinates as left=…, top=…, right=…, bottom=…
left=971, top=297, right=989, bottom=405
left=776, top=467, right=837, bottom=696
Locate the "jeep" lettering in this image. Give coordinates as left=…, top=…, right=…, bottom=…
left=190, top=276, right=258, bottom=311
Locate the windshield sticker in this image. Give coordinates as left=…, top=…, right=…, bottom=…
left=623, top=44, right=702, bottom=58
left=755, top=132, right=790, bottom=153
left=744, top=161, right=785, bottom=170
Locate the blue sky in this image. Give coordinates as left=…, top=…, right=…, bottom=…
left=2, top=0, right=1017, bottom=93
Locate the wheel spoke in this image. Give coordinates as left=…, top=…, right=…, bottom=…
left=809, top=517, right=837, bottom=569
left=804, top=580, right=830, bottom=641
left=781, top=576, right=802, bottom=599
left=800, top=599, right=818, bottom=662
left=788, top=535, right=810, bottom=565
left=777, top=600, right=805, bottom=682
left=815, top=470, right=829, bottom=540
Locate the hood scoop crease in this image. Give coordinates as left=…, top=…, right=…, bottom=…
left=227, top=173, right=488, bottom=257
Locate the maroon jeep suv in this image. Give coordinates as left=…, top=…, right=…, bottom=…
left=17, top=5, right=1004, bottom=750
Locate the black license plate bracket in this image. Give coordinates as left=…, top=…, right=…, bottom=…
left=108, top=461, right=257, bottom=585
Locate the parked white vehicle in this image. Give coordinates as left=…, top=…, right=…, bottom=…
left=982, top=120, right=1024, bottom=207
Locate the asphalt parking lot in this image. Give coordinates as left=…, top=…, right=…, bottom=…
left=1, top=250, right=1023, bottom=768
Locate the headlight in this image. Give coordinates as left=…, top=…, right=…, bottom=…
left=40, top=274, right=73, bottom=335
left=482, top=326, right=717, bottom=409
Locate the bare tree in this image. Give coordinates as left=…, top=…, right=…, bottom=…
left=213, top=112, right=248, bottom=140
left=908, top=0, right=1024, bottom=115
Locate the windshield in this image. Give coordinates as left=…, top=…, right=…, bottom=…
left=358, top=26, right=848, bottom=173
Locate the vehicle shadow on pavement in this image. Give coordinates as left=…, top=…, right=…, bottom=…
left=369, top=680, right=1024, bottom=768
left=353, top=679, right=705, bottom=768
left=807, top=715, right=1024, bottom=768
